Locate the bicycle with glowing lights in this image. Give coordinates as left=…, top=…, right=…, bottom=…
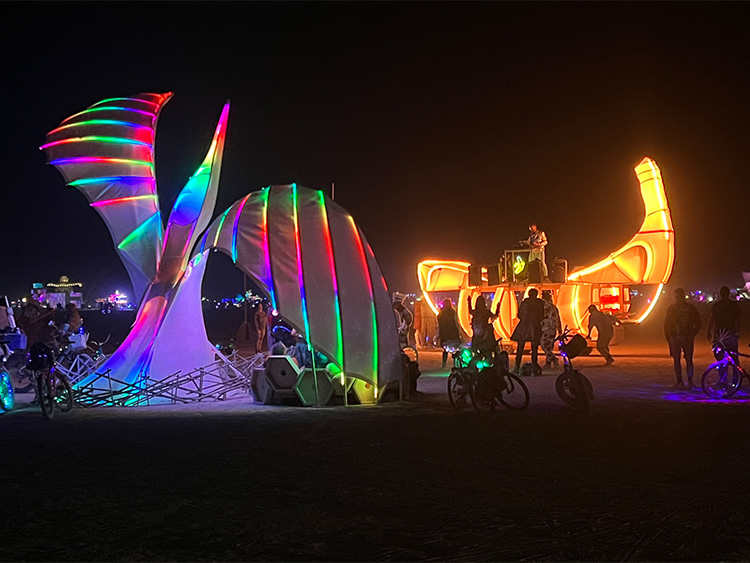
left=446, top=340, right=530, bottom=414
left=701, top=332, right=749, bottom=399
left=554, top=327, right=594, bottom=413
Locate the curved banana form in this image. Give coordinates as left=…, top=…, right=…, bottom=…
left=567, top=157, right=674, bottom=285
left=418, top=157, right=674, bottom=336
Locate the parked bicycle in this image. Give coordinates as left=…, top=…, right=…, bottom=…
left=447, top=340, right=530, bottom=414
left=702, top=333, right=749, bottom=399
left=1, top=327, right=28, bottom=412
left=554, top=327, right=594, bottom=413
left=27, top=341, right=74, bottom=419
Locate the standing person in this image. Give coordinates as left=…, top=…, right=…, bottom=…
left=664, top=288, right=702, bottom=389
left=540, top=290, right=562, bottom=369
left=392, top=293, right=413, bottom=348
left=467, top=294, right=497, bottom=356
left=707, top=285, right=741, bottom=357
left=254, top=302, right=267, bottom=355
left=524, top=222, right=549, bottom=280
left=586, top=304, right=615, bottom=365
left=511, top=288, right=545, bottom=374
left=437, top=298, right=462, bottom=369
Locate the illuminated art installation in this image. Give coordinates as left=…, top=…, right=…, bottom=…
left=418, top=157, right=674, bottom=338
left=42, top=93, right=400, bottom=405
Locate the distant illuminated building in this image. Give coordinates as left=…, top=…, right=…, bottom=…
left=32, top=275, right=84, bottom=308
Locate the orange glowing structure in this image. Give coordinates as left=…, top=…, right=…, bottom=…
left=418, top=157, right=674, bottom=338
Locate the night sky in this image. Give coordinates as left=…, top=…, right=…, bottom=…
left=3, top=2, right=749, bottom=302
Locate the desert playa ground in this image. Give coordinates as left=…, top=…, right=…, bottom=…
left=3, top=323, right=750, bottom=561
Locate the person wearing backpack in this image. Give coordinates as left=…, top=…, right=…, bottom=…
left=664, top=287, right=702, bottom=389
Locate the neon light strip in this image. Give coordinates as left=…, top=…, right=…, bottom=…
left=319, top=191, right=345, bottom=370
left=635, top=283, right=664, bottom=323
left=261, top=187, right=277, bottom=309
left=47, top=120, right=151, bottom=135
left=212, top=207, right=231, bottom=248
left=292, top=185, right=319, bottom=401
left=90, top=195, right=157, bottom=208
left=292, top=185, right=312, bottom=338
left=348, top=215, right=379, bottom=383
left=61, top=106, right=155, bottom=123
left=117, top=213, right=160, bottom=250
left=69, top=176, right=154, bottom=187
left=41, top=136, right=152, bottom=150
left=50, top=157, right=154, bottom=168
left=97, top=97, right=161, bottom=108
left=232, top=194, right=252, bottom=262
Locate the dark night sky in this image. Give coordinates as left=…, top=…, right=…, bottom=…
left=3, top=2, right=749, bottom=302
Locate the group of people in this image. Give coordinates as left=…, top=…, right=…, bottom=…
left=664, top=285, right=741, bottom=389
left=435, top=290, right=618, bottom=375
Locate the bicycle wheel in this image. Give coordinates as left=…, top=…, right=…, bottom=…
left=0, top=368, right=14, bottom=412
left=498, top=373, right=530, bottom=411
left=36, top=371, right=55, bottom=419
left=447, top=369, right=469, bottom=412
left=702, top=362, right=742, bottom=399
left=13, top=365, right=35, bottom=394
left=53, top=373, right=74, bottom=413
left=556, top=369, right=590, bottom=411
left=555, top=371, right=577, bottom=406
left=470, top=372, right=496, bottom=415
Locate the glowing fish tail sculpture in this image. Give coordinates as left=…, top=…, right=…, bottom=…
left=41, top=93, right=173, bottom=304
left=71, top=99, right=230, bottom=389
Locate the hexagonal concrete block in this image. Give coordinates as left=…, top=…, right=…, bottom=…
left=295, top=369, right=334, bottom=406
left=352, top=377, right=377, bottom=405
left=265, top=355, right=302, bottom=390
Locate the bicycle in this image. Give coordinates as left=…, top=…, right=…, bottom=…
left=554, top=327, right=594, bottom=413
left=0, top=351, right=14, bottom=413
left=27, top=341, right=74, bottom=419
left=447, top=341, right=530, bottom=414
left=701, top=334, right=749, bottom=399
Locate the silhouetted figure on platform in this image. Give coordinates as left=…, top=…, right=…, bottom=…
left=468, top=294, right=497, bottom=357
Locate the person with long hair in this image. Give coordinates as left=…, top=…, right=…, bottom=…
left=437, top=298, right=462, bottom=368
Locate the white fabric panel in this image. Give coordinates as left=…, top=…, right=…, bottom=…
left=327, top=201, right=376, bottom=384
left=297, top=189, right=339, bottom=367
left=148, top=251, right=216, bottom=381
left=267, top=186, right=305, bottom=334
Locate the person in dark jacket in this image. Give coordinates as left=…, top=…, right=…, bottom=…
left=586, top=304, right=615, bottom=365
left=707, top=285, right=741, bottom=358
left=437, top=298, right=462, bottom=368
left=511, top=288, right=545, bottom=374
left=664, top=287, right=702, bottom=389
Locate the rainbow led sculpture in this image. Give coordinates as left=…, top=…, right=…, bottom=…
left=42, top=93, right=400, bottom=403
left=418, top=157, right=674, bottom=337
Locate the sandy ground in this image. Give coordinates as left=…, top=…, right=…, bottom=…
left=3, top=332, right=750, bottom=561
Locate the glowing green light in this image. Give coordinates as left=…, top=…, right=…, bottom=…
left=514, top=255, right=526, bottom=275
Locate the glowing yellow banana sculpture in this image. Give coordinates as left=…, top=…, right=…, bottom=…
left=418, top=157, right=674, bottom=338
